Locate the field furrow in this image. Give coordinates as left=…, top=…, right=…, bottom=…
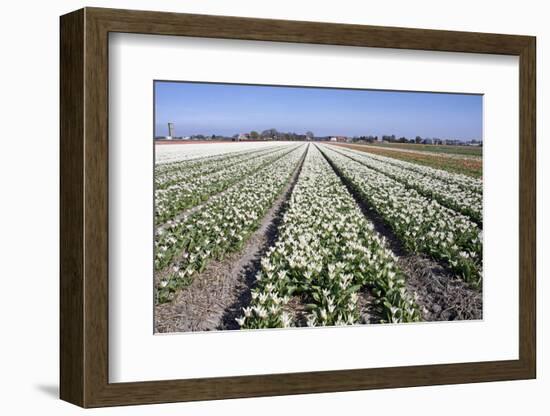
left=238, top=145, right=420, bottom=329
left=155, top=144, right=299, bottom=225
left=319, top=144, right=482, bottom=286
left=155, top=145, right=280, bottom=189
left=333, top=144, right=482, bottom=193
left=155, top=144, right=307, bottom=303
left=329, top=145, right=483, bottom=225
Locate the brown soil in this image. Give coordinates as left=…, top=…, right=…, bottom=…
left=320, top=147, right=483, bottom=322
left=357, top=288, right=380, bottom=324
left=154, top=146, right=308, bottom=333
left=399, top=255, right=482, bottom=321
left=284, top=296, right=309, bottom=327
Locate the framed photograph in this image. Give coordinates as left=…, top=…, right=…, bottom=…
left=60, top=7, right=536, bottom=408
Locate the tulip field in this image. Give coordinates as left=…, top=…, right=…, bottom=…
left=154, top=141, right=483, bottom=332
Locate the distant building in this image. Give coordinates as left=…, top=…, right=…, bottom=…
left=330, top=136, right=347, bottom=143
left=237, top=133, right=250, bottom=141
left=164, top=122, right=175, bottom=140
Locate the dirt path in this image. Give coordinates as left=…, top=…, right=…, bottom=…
left=154, top=146, right=309, bottom=333
left=320, top=147, right=482, bottom=322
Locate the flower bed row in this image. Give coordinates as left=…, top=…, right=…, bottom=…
left=319, top=144, right=482, bottom=286
left=239, top=145, right=420, bottom=329
left=155, top=145, right=280, bottom=189
left=155, top=145, right=307, bottom=304
left=337, top=145, right=483, bottom=194
left=330, top=146, right=482, bottom=225
left=155, top=141, right=289, bottom=165
left=155, top=145, right=299, bottom=225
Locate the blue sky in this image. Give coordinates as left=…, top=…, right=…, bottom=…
left=154, top=81, right=482, bottom=140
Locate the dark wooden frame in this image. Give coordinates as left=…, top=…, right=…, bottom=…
left=60, top=7, right=536, bottom=408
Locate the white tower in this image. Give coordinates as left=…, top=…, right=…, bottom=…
left=167, top=122, right=175, bottom=140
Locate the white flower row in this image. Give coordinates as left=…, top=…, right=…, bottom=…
left=338, top=146, right=482, bottom=194
left=319, top=144, right=482, bottom=286
left=363, top=145, right=482, bottom=161
left=155, top=145, right=280, bottom=187
left=239, top=145, right=420, bottom=329
left=155, top=141, right=293, bottom=165
left=155, top=145, right=300, bottom=225
left=155, top=145, right=307, bottom=303
left=330, top=146, right=482, bottom=224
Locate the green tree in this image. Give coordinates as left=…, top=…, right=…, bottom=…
left=261, top=128, right=278, bottom=139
